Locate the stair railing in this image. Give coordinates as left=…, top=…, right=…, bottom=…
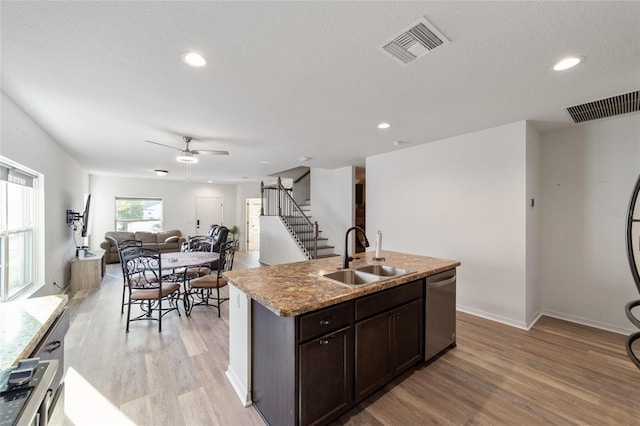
left=261, top=178, right=318, bottom=259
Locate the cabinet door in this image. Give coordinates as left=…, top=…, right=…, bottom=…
left=392, top=299, right=423, bottom=375
left=354, top=311, right=393, bottom=402
left=299, top=326, right=353, bottom=426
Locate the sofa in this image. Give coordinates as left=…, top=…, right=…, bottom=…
left=100, top=230, right=186, bottom=264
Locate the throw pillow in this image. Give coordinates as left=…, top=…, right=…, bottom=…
left=106, top=236, right=117, bottom=245
left=165, top=235, right=179, bottom=243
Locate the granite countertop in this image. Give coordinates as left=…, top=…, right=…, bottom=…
left=0, top=294, right=68, bottom=371
left=224, top=250, right=460, bottom=317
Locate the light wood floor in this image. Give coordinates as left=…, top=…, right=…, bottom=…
left=62, top=251, right=640, bottom=425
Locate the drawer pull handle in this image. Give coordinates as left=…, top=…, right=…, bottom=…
left=45, top=340, right=61, bottom=353
left=319, top=319, right=331, bottom=325
left=319, top=335, right=335, bottom=345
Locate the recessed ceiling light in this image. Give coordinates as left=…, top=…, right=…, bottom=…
left=392, top=141, right=409, bottom=146
left=176, top=152, right=199, bottom=163
left=207, top=180, right=213, bottom=184
left=553, top=56, right=583, bottom=71
left=377, top=122, right=391, bottom=129
left=154, top=169, right=168, bottom=176
left=298, top=156, right=312, bottom=162
left=259, top=161, right=270, bottom=164
left=182, top=52, right=207, bottom=67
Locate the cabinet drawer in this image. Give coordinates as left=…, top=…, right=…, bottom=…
left=32, top=307, right=69, bottom=392
left=356, top=280, right=422, bottom=321
left=299, top=301, right=354, bottom=342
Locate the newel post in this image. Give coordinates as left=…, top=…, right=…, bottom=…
left=260, top=181, right=264, bottom=216
left=277, top=177, right=282, bottom=217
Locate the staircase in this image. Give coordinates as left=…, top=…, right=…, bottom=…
left=298, top=202, right=335, bottom=258
left=261, top=179, right=336, bottom=260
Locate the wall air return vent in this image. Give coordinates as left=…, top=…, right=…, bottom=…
left=382, top=17, right=449, bottom=65
left=566, top=90, right=640, bottom=123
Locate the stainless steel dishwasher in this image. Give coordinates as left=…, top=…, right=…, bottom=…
left=425, top=269, right=457, bottom=361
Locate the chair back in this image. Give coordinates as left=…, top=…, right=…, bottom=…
left=211, top=226, right=229, bottom=252
left=117, top=238, right=142, bottom=254
left=217, top=241, right=235, bottom=277
left=206, top=224, right=219, bottom=239
left=121, top=247, right=162, bottom=290
left=117, top=239, right=143, bottom=276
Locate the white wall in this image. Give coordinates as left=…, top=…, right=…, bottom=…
left=235, top=182, right=261, bottom=250
left=89, top=175, right=237, bottom=247
left=367, top=122, right=530, bottom=328
left=540, top=113, right=640, bottom=334
left=310, top=166, right=355, bottom=255
left=259, top=216, right=307, bottom=265
left=1, top=91, right=88, bottom=296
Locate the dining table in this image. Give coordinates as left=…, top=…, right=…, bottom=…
left=160, top=251, right=220, bottom=313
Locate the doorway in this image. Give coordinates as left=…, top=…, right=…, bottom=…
left=246, top=198, right=261, bottom=251
left=196, top=196, right=223, bottom=235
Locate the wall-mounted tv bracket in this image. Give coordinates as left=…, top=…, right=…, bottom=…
left=66, top=209, right=81, bottom=230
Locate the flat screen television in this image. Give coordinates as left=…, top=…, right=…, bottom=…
left=80, top=194, right=91, bottom=237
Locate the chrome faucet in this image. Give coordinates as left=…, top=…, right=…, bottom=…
left=343, top=226, right=370, bottom=269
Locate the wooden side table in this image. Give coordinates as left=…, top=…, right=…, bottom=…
left=70, top=249, right=106, bottom=292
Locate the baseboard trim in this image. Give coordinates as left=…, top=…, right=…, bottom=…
left=456, top=304, right=528, bottom=330
left=541, top=309, right=635, bottom=336
left=457, top=305, right=636, bottom=335
left=225, top=366, right=252, bottom=407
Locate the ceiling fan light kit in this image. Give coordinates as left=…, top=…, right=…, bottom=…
left=176, top=152, right=198, bottom=163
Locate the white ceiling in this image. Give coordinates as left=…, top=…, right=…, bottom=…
left=2, top=1, right=639, bottom=183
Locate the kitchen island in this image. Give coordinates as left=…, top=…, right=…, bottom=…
left=224, top=250, right=460, bottom=426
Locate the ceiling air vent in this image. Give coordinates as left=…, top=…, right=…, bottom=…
left=566, top=90, right=640, bottom=123
left=382, top=17, right=449, bottom=65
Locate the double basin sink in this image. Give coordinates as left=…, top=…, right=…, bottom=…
left=315, top=264, right=412, bottom=287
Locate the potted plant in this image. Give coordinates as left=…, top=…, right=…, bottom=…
left=228, top=225, right=240, bottom=249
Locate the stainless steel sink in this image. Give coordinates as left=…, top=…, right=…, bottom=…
left=355, top=264, right=411, bottom=277
left=317, top=269, right=381, bottom=286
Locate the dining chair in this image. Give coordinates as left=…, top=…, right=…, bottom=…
left=117, top=239, right=143, bottom=314
left=184, top=241, right=235, bottom=317
left=121, top=247, right=181, bottom=332
left=185, top=225, right=229, bottom=276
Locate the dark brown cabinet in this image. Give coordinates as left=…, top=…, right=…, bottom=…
left=299, top=326, right=353, bottom=426
left=354, top=286, right=423, bottom=402
left=252, top=279, right=424, bottom=426
left=354, top=310, right=393, bottom=400
left=252, top=300, right=354, bottom=426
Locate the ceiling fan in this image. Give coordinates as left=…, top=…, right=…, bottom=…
left=145, top=136, right=229, bottom=163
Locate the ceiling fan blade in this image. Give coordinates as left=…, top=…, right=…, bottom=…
left=144, top=140, right=183, bottom=152
left=191, top=150, right=229, bottom=156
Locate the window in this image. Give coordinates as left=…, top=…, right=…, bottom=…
left=0, top=158, right=40, bottom=302
left=115, top=197, right=163, bottom=233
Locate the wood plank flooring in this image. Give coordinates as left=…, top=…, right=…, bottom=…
left=62, top=251, right=640, bottom=425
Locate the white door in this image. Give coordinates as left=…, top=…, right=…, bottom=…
left=196, top=197, right=223, bottom=235
left=246, top=198, right=261, bottom=251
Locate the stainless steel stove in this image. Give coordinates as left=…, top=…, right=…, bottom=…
left=0, top=359, right=57, bottom=426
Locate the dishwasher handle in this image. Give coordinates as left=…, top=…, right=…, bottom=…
left=427, top=275, right=456, bottom=289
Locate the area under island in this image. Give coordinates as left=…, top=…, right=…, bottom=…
left=224, top=250, right=460, bottom=426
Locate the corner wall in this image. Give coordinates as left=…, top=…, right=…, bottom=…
left=1, top=91, right=88, bottom=296
left=526, top=123, right=542, bottom=325
left=540, top=113, right=640, bottom=333
left=310, top=167, right=355, bottom=255
left=367, top=122, right=530, bottom=328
